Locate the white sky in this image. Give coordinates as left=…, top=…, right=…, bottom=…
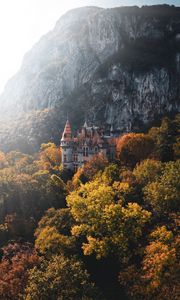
left=0, top=0, right=179, bottom=93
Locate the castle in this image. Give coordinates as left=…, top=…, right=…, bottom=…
left=60, top=120, right=116, bottom=172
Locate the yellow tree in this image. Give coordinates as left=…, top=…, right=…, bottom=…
left=133, top=159, right=162, bottom=186
left=0, top=151, right=8, bottom=169
left=37, top=143, right=61, bottom=171
left=144, top=160, right=180, bottom=214
left=67, top=179, right=151, bottom=261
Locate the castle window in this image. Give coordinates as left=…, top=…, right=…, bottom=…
left=74, top=165, right=78, bottom=172
left=73, top=154, right=78, bottom=162
left=83, top=147, right=88, bottom=157
left=64, top=155, right=67, bottom=163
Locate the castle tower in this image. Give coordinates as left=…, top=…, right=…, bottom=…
left=60, top=119, right=74, bottom=170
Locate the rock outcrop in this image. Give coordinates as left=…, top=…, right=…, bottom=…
left=0, top=5, right=180, bottom=152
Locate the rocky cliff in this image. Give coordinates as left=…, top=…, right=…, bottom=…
left=0, top=5, right=180, bottom=152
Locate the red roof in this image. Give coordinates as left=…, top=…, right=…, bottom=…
left=61, top=120, right=72, bottom=141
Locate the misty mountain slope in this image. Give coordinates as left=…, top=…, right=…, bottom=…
left=0, top=5, right=180, bottom=152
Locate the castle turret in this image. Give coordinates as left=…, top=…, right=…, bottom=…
left=83, top=121, right=88, bottom=128
left=82, top=120, right=88, bottom=137
left=61, top=119, right=72, bottom=142
left=60, top=119, right=74, bottom=170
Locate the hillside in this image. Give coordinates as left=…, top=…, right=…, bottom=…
left=0, top=115, right=179, bottom=300
left=0, top=5, right=180, bottom=152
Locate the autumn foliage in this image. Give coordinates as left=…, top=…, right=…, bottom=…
left=0, top=115, right=179, bottom=300
left=0, top=243, right=39, bottom=300
left=116, top=133, right=154, bottom=167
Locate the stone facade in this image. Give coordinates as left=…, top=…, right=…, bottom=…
left=60, top=120, right=116, bottom=171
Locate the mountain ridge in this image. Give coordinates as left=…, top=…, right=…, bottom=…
left=0, top=5, right=180, bottom=152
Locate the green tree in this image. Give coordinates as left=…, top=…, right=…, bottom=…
left=133, top=159, right=162, bottom=187
left=34, top=208, right=76, bottom=257
left=101, top=164, right=120, bottom=185
left=144, top=160, right=180, bottom=214
left=156, top=117, right=175, bottom=162
left=149, top=117, right=178, bottom=162
left=173, top=136, right=180, bottom=160
left=35, top=226, right=76, bottom=257
left=25, top=255, right=102, bottom=300
left=35, top=208, right=74, bottom=236
left=0, top=169, right=66, bottom=224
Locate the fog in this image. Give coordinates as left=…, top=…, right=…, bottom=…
left=0, top=0, right=179, bottom=93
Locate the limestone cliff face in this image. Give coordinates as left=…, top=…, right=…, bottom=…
left=0, top=5, right=180, bottom=151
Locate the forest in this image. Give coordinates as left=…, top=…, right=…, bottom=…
left=0, top=115, right=179, bottom=300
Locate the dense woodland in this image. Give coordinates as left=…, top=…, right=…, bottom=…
left=0, top=115, right=179, bottom=300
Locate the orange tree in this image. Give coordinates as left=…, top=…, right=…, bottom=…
left=116, top=133, right=154, bottom=168
left=119, top=226, right=179, bottom=300
left=0, top=243, right=39, bottom=300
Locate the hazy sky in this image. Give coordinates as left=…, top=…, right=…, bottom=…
left=0, top=0, right=179, bottom=93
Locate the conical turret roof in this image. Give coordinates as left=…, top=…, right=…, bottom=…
left=83, top=121, right=88, bottom=128
left=61, top=119, right=72, bottom=141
